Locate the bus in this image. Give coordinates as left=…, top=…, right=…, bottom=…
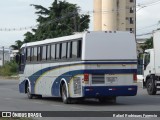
left=18, top=31, right=137, bottom=104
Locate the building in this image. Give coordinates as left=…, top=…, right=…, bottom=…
left=94, top=0, right=136, bottom=33
left=0, top=49, right=10, bottom=66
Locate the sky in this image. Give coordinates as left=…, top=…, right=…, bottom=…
left=0, top=0, right=160, bottom=47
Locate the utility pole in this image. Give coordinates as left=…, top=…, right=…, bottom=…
left=74, top=11, right=78, bottom=32
left=2, top=46, right=4, bottom=66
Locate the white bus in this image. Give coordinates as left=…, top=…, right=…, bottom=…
left=18, top=31, right=137, bottom=104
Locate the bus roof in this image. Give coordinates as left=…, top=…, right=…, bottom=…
left=21, top=31, right=134, bottom=48
left=21, top=32, right=85, bottom=48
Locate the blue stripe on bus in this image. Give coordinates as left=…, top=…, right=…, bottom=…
left=83, top=62, right=137, bottom=64
left=19, top=62, right=137, bottom=95
left=51, top=69, right=137, bottom=96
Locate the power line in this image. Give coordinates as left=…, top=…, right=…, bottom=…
left=0, top=11, right=78, bottom=32
left=136, top=32, right=152, bottom=37
left=137, top=21, right=160, bottom=31
left=0, top=0, right=160, bottom=32
left=136, top=0, right=160, bottom=12
left=137, top=0, right=160, bottom=7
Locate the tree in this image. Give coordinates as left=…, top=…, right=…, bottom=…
left=10, top=40, right=23, bottom=51
left=140, top=37, right=153, bottom=52
left=24, top=0, right=90, bottom=43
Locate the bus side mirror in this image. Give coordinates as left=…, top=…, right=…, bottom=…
left=15, top=54, right=20, bottom=64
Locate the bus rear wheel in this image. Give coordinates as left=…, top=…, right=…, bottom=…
left=61, top=84, right=71, bottom=104
left=98, top=97, right=116, bottom=104
left=27, top=83, right=33, bottom=99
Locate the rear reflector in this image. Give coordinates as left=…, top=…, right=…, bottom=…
left=133, top=73, right=137, bottom=82
left=84, top=74, right=89, bottom=81
left=128, top=88, right=135, bottom=90
left=109, top=88, right=116, bottom=91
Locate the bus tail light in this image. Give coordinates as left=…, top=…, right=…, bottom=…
left=84, top=74, right=89, bottom=81
left=133, top=73, right=137, bottom=82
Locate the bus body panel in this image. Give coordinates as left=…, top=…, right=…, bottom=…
left=82, top=31, right=137, bottom=60
left=19, top=62, right=137, bottom=98
left=19, top=31, right=137, bottom=99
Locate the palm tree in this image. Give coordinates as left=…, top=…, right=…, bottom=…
left=10, top=40, right=23, bottom=51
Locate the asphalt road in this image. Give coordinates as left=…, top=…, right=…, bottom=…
left=0, top=79, right=160, bottom=120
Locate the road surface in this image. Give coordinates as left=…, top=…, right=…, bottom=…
left=0, top=79, right=160, bottom=120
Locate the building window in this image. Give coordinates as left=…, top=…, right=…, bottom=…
left=130, top=28, right=134, bottom=33
left=130, top=0, right=134, bottom=2
left=130, top=17, right=134, bottom=24
left=130, top=7, right=134, bottom=13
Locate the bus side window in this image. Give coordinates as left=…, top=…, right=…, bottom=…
left=34, top=47, right=37, bottom=61
left=59, top=43, right=62, bottom=59
left=27, top=47, right=31, bottom=62
left=67, top=42, right=71, bottom=59
left=30, top=47, right=34, bottom=62
left=51, top=44, right=56, bottom=60
left=26, top=48, right=28, bottom=61
left=56, top=44, right=60, bottom=59
left=47, top=45, right=51, bottom=60
left=72, top=41, right=78, bottom=58
left=37, top=46, right=41, bottom=61
left=42, top=45, right=47, bottom=61
left=77, top=40, right=82, bottom=58
left=61, top=42, right=67, bottom=59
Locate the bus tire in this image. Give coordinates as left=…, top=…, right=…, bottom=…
left=36, top=95, right=42, bottom=99
left=61, top=83, right=71, bottom=104
left=98, top=97, right=107, bottom=103
left=146, top=78, right=157, bottom=95
left=27, top=83, right=33, bottom=99
left=98, top=97, right=116, bottom=104
left=108, top=97, right=116, bottom=104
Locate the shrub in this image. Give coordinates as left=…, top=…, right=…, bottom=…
left=0, top=61, right=18, bottom=76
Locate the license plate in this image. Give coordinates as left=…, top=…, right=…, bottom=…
left=106, top=77, right=117, bottom=83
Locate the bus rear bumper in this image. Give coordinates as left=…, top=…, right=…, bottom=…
left=82, top=86, right=137, bottom=97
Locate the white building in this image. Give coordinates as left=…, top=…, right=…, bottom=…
left=94, top=0, right=136, bottom=34
left=0, top=49, right=10, bottom=66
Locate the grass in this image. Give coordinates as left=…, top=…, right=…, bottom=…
left=0, top=61, right=18, bottom=77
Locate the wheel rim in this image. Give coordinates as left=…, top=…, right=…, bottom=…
left=147, top=81, right=153, bottom=93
